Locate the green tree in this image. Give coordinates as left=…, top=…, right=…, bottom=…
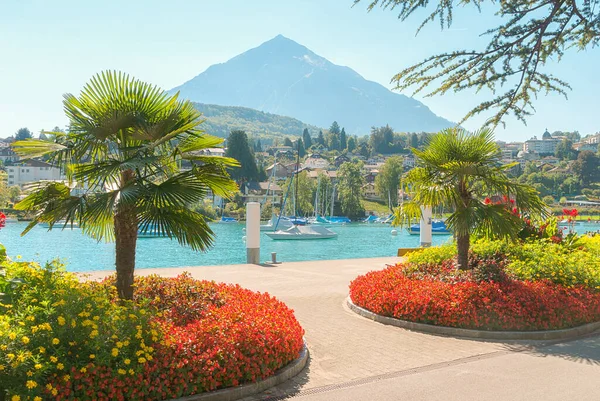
left=8, top=186, right=21, bottom=205
left=554, top=138, right=577, bottom=160
left=369, top=125, right=394, bottom=154
left=317, top=130, right=326, bottom=147
left=573, top=150, right=600, bottom=187
left=329, top=121, right=341, bottom=135
left=327, top=131, right=340, bottom=151
left=226, top=130, right=259, bottom=183
left=375, top=156, right=403, bottom=211
left=283, top=137, right=293, bottom=147
left=355, top=0, right=600, bottom=126
left=409, top=133, right=419, bottom=149
left=302, top=128, right=312, bottom=149
left=255, top=139, right=263, bottom=152
left=340, top=128, right=347, bottom=150
left=395, top=127, right=545, bottom=270
left=15, top=128, right=32, bottom=141
left=283, top=171, right=315, bottom=215
left=347, top=136, right=357, bottom=153
left=12, top=71, right=237, bottom=299
left=297, top=138, right=306, bottom=158
left=337, top=161, right=365, bottom=219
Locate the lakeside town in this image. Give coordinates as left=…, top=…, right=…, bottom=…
left=2, top=126, right=599, bottom=221
left=2, top=1, right=600, bottom=400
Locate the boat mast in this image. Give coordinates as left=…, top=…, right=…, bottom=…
left=314, top=174, right=321, bottom=217
left=330, top=184, right=335, bottom=217
left=294, top=148, right=300, bottom=217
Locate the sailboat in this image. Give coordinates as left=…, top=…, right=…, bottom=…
left=266, top=151, right=337, bottom=240
left=217, top=197, right=238, bottom=223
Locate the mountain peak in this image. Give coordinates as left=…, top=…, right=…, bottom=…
left=170, top=37, right=453, bottom=134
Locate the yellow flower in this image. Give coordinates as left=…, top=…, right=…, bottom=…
left=35, top=397, right=42, bottom=401
left=57, top=363, right=64, bottom=370
left=80, top=367, right=87, bottom=373
left=89, top=354, right=96, bottom=359
left=27, top=370, right=33, bottom=377
left=128, top=369, right=134, bottom=375
left=124, top=359, right=131, bottom=365
left=21, top=336, right=30, bottom=344
left=39, top=347, right=46, bottom=354
left=52, top=338, right=60, bottom=345
left=8, top=332, right=16, bottom=340
left=26, top=380, right=37, bottom=389
left=34, top=363, right=42, bottom=370
left=46, top=384, right=53, bottom=390
left=138, top=357, right=146, bottom=364
left=0, top=365, right=4, bottom=371
left=7, top=354, right=15, bottom=360
left=118, top=368, right=126, bottom=375
left=63, top=374, right=70, bottom=382
left=116, top=341, right=124, bottom=348
left=111, top=348, right=119, bottom=357
left=51, top=389, right=58, bottom=396
left=11, top=395, right=20, bottom=401
left=49, top=356, right=58, bottom=363
left=57, top=316, right=66, bottom=326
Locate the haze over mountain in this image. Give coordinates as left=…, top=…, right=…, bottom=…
left=192, top=102, right=319, bottom=141
left=171, top=35, right=453, bottom=135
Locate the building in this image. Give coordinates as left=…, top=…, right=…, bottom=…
left=333, top=154, right=350, bottom=167
left=361, top=183, right=380, bottom=200
left=523, top=129, right=561, bottom=155
left=0, top=147, right=19, bottom=163
left=240, top=181, right=282, bottom=205
left=581, top=133, right=600, bottom=145
left=196, top=148, right=226, bottom=157
left=573, top=142, right=598, bottom=152
left=303, top=156, right=330, bottom=170
left=265, top=163, right=291, bottom=178
left=6, top=160, right=63, bottom=187
left=403, top=155, right=416, bottom=170
left=307, top=169, right=337, bottom=181
left=364, top=171, right=378, bottom=184
left=267, top=146, right=293, bottom=156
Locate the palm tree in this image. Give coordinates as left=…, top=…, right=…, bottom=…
left=394, top=127, right=546, bottom=270
left=12, top=71, right=238, bottom=299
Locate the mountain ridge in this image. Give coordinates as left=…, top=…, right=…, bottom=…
left=171, top=35, right=453, bottom=134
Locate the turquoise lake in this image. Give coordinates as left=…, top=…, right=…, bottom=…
left=1, top=222, right=598, bottom=272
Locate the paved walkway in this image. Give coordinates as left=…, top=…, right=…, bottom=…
left=87, top=257, right=600, bottom=400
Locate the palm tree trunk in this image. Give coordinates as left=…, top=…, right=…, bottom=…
left=456, top=234, right=470, bottom=270
left=114, top=170, right=137, bottom=300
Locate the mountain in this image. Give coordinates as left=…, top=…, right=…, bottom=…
left=171, top=35, right=453, bottom=135
left=192, top=102, right=319, bottom=141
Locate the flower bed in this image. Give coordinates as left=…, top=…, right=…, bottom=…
left=0, top=256, right=304, bottom=401
left=350, top=236, right=600, bottom=332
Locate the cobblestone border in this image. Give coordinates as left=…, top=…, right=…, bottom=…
left=347, top=297, right=600, bottom=341
left=169, top=342, right=309, bottom=401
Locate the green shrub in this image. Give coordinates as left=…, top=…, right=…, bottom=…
left=405, top=244, right=455, bottom=266
left=506, top=238, right=600, bottom=289
left=0, top=258, right=158, bottom=399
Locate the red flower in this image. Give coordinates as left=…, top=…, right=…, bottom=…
left=484, top=197, right=492, bottom=205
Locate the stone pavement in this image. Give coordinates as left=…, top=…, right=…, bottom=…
left=86, top=257, right=600, bottom=400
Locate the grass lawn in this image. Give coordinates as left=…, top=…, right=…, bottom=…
left=362, top=199, right=392, bottom=215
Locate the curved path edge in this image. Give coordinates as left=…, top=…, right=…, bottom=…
left=347, top=297, right=600, bottom=341
left=169, top=342, right=309, bottom=401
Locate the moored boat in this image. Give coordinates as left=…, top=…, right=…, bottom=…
left=265, top=225, right=338, bottom=240
left=407, top=220, right=451, bottom=235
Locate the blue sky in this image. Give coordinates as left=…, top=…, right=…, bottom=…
left=1, top=0, right=597, bottom=142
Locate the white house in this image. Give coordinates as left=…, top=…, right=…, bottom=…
left=6, top=160, right=63, bottom=187
left=523, top=130, right=561, bottom=155
left=303, top=156, right=330, bottom=170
